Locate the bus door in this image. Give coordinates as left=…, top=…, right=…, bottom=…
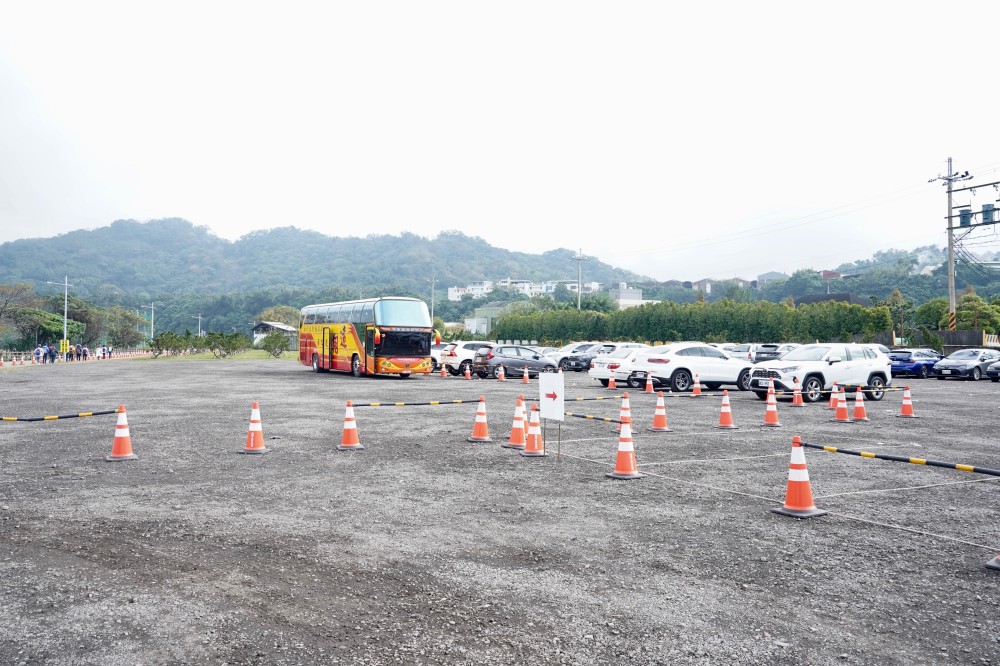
left=322, top=327, right=333, bottom=370
left=364, top=325, right=376, bottom=374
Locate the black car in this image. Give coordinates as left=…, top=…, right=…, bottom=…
left=561, top=343, right=607, bottom=372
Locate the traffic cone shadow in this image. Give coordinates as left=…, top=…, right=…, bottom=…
left=772, top=436, right=827, bottom=518
left=467, top=396, right=493, bottom=443
left=238, top=401, right=270, bottom=454
left=338, top=400, right=364, bottom=451
left=106, top=405, right=138, bottom=461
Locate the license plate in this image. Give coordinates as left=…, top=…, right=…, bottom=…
left=941, top=369, right=951, bottom=374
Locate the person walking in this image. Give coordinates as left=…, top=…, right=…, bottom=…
left=100, top=344, right=107, bottom=360
left=47, top=344, right=57, bottom=364
left=82, top=345, right=89, bottom=361
left=67, top=344, right=75, bottom=362
left=33, top=344, right=43, bottom=364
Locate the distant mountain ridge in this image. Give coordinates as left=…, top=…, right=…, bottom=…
left=0, top=218, right=650, bottom=299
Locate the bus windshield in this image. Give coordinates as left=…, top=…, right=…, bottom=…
left=375, top=299, right=432, bottom=327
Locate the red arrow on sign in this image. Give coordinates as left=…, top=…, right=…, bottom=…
left=545, top=391, right=558, bottom=400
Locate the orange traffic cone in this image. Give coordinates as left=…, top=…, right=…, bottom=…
left=852, top=387, right=869, bottom=421
left=762, top=381, right=781, bottom=427
left=502, top=396, right=527, bottom=450
left=608, top=375, right=617, bottom=390
left=106, top=405, right=137, bottom=461
left=467, top=395, right=493, bottom=443
left=648, top=391, right=670, bottom=432
left=520, top=404, right=547, bottom=457
left=791, top=377, right=804, bottom=406
left=772, top=435, right=827, bottom=518
left=827, top=381, right=839, bottom=409
left=614, top=392, right=631, bottom=432
left=521, top=367, right=529, bottom=384
left=497, top=364, right=506, bottom=381
left=831, top=387, right=852, bottom=423
left=338, top=400, right=364, bottom=450
left=464, top=364, right=472, bottom=380
left=440, top=365, right=447, bottom=378
left=238, top=401, right=270, bottom=454
left=897, top=386, right=918, bottom=418
left=606, top=418, right=643, bottom=479
left=644, top=373, right=654, bottom=394
left=691, top=373, right=702, bottom=396
left=716, top=390, right=738, bottom=429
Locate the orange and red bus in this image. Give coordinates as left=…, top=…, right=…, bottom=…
left=298, top=297, right=439, bottom=377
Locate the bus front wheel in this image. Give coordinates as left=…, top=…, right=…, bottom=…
left=351, top=355, right=361, bottom=377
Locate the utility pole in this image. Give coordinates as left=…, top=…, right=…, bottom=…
left=929, top=158, right=972, bottom=331
left=45, top=276, right=73, bottom=361
left=192, top=315, right=203, bottom=337
left=576, top=249, right=583, bottom=310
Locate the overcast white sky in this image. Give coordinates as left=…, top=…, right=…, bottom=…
left=2, top=2, right=999, bottom=282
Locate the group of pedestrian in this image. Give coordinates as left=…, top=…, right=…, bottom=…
left=32, top=343, right=98, bottom=363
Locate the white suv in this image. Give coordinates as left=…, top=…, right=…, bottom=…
left=748, top=343, right=892, bottom=402
left=441, top=341, right=494, bottom=376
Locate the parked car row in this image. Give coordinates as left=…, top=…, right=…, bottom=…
left=443, top=338, right=1000, bottom=390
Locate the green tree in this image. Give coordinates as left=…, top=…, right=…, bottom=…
left=257, top=331, right=290, bottom=358
left=105, top=306, right=147, bottom=348
left=915, top=297, right=948, bottom=329
left=948, top=290, right=1000, bottom=333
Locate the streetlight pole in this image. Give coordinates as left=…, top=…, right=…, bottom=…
left=142, top=304, right=156, bottom=340
left=429, top=273, right=436, bottom=322
left=192, top=315, right=203, bottom=337
left=45, top=276, right=73, bottom=362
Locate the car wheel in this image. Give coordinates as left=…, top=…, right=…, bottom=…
left=918, top=365, right=929, bottom=379
left=737, top=369, right=751, bottom=391
left=802, top=376, right=824, bottom=403
left=864, top=375, right=886, bottom=401
left=597, top=378, right=609, bottom=387
left=971, top=367, right=982, bottom=381
left=312, top=354, right=326, bottom=373
left=626, top=375, right=643, bottom=389
left=558, top=359, right=569, bottom=370
left=753, top=390, right=768, bottom=400
left=671, top=370, right=693, bottom=392
left=351, top=354, right=361, bottom=377
left=459, top=360, right=472, bottom=376
left=447, top=365, right=461, bottom=376
left=490, top=365, right=501, bottom=379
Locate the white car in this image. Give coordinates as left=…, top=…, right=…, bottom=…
left=441, top=340, right=494, bottom=376
left=588, top=347, right=650, bottom=387
left=627, top=342, right=754, bottom=392
left=748, top=343, right=892, bottom=402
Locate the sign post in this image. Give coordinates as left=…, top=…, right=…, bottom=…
left=538, top=372, right=565, bottom=458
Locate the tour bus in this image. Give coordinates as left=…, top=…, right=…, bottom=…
left=298, top=297, right=439, bottom=377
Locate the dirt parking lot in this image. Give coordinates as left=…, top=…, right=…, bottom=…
left=1, top=357, right=999, bottom=665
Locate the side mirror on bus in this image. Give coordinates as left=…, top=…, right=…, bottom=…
left=374, top=328, right=382, bottom=345
left=434, top=330, right=441, bottom=345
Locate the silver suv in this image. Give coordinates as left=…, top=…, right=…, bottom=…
left=749, top=343, right=892, bottom=402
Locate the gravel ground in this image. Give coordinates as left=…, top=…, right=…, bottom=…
left=1, top=357, right=999, bottom=665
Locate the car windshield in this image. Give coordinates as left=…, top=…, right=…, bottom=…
left=889, top=351, right=912, bottom=360
left=606, top=348, right=636, bottom=359
left=779, top=346, right=831, bottom=362
left=948, top=350, right=979, bottom=360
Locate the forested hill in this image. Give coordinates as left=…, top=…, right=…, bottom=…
left=0, top=218, right=648, bottom=300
